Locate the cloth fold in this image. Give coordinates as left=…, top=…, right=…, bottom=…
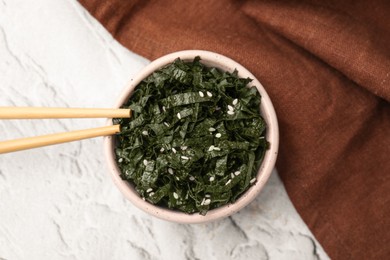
left=78, top=0, right=390, bottom=258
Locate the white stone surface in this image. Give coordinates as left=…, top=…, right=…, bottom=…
left=0, top=1, right=330, bottom=259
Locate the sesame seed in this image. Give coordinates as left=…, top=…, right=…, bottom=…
left=200, top=198, right=206, bottom=205
left=181, top=146, right=188, bottom=150
left=142, top=197, right=146, bottom=201
left=173, top=192, right=179, bottom=199
left=146, top=188, right=153, bottom=193
left=213, top=146, right=221, bottom=151
left=142, top=130, right=148, bottom=136
left=189, top=176, right=195, bottom=181
left=164, top=122, right=170, bottom=127
left=172, top=147, right=177, bottom=153
left=205, top=194, right=211, bottom=198
left=225, top=179, right=232, bottom=186
left=209, top=176, right=215, bottom=182
left=162, top=106, right=166, bottom=112
left=160, top=147, right=165, bottom=152
left=206, top=91, right=213, bottom=97
left=227, top=110, right=235, bottom=115
left=228, top=105, right=234, bottom=111
left=208, top=145, right=215, bottom=152
left=199, top=91, right=204, bottom=97
left=203, top=199, right=211, bottom=206
left=231, top=173, right=235, bottom=178
left=149, top=192, right=155, bottom=196
left=143, top=159, right=148, bottom=166
left=168, top=168, right=174, bottom=175
left=208, top=127, right=216, bottom=132
left=250, top=178, right=257, bottom=184
left=215, top=133, right=222, bottom=138
left=176, top=177, right=180, bottom=181
left=177, top=112, right=181, bottom=119
left=118, top=158, right=123, bottom=163
left=232, top=99, right=238, bottom=106
left=234, top=171, right=241, bottom=176
left=181, top=156, right=189, bottom=160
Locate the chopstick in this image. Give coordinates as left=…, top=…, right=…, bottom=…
left=0, top=124, right=120, bottom=154
left=0, top=106, right=130, bottom=154
left=0, top=107, right=131, bottom=119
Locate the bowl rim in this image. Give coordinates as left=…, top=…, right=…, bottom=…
left=104, top=50, right=279, bottom=223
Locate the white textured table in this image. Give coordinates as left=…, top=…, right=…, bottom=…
left=0, top=1, right=329, bottom=259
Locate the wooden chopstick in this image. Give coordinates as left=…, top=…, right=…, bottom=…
left=0, top=124, right=120, bottom=154
left=0, top=107, right=131, bottom=119
left=0, top=107, right=129, bottom=154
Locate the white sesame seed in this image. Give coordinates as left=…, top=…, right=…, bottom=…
left=208, top=145, right=215, bottom=152
left=149, top=192, right=155, bottom=196
left=232, top=99, right=238, bottom=106
left=160, top=147, right=165, bottom=152
left=177, top=112, right=181, bottom=119
left=209, top=176, right=215, bottom=182
left=206, top=91, right=213, bottom=97
left=250, top=178, right=257, bottom=184
left=172, top=147, right=177, bottom=153
left=208, top=127, right=216, bottom=132
left=231, top=173, right=235, bottom=178
left=162, top=106, right=166, bottom=112
left=199, top=91, right=204, bottom=97
left=225, top=179, right=232, bottom=186
left=118, top=158, right=123, bottom=163
left=142, top=197, right=146, bottom=201
left=168, top=168, right=174, bottom=175
left=176, top=177, right=180, bottom=181
left=181, top=156, right=189, bottom=160
left=146, top=188, right=153, bottom=193
left=213, top=146, right=221, bottom=151
left=215, top=133, right=222, bottom=138
left=228, top=105, right=234, bottom=111
left=189, top=176, right=195, bottom=181
left=181, top=146, right=188, bottom=150
left=203, top=199, right=211, bottom=206
left=142, top=130, right=148, bottom=136
left=173, top=192, right=179, bottom=199
left=227, top=110, right=235, bottom=115
left=234, top=171, right=241, bottom=176
left=205, top=194, right=211, bottom=198
left=200, top=198, right=206, bottom=205
left=164, top=122, right=170, bottom=127
left=143, top=159, right=148, bottom=166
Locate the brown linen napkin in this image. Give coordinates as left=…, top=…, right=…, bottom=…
left=78, top=0, right=390, bottom=258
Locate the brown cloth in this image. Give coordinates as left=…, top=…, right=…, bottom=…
left=78, top=0, right=390, bottom=258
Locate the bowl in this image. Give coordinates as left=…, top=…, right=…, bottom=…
left=104, top=50, right=279, bottom=223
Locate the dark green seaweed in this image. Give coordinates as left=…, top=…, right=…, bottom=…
left=114, top=57, right=268, bottom=215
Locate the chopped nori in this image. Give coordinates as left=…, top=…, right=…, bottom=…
left=114, top=57, right=268, bottom=215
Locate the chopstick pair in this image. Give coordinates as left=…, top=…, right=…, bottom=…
left=0, top=107, right=131, bottom=154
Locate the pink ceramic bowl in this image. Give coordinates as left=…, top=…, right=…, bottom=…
left=104, top=50, right=279, bottom=223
